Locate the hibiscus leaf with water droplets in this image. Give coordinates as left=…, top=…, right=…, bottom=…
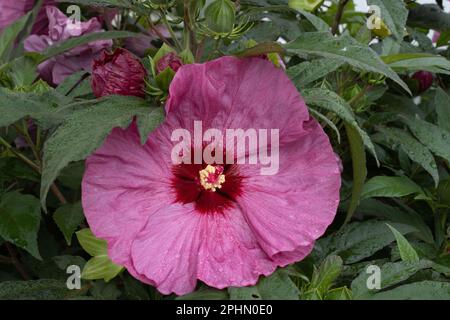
left=286, top=32, right=411, bottom=94
left=375, top=127, right=439, bottom=187
left=40, top=95, right=164, bottom=209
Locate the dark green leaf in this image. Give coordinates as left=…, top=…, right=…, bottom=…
left=40, top=96, right=164, bottom=208
left=53, top=202, right=85, bottom=245
left=0, top=191, right=41, bottom=259
left=361, top=176, right=422, bottom=199
left=286, top=32, right=411, bottom=94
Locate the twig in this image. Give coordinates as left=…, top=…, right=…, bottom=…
left=332, top=0, right=350, bottom=35
left=0, top=136, right=68, bottom=204
left=5, top=243, right=31, bottom=280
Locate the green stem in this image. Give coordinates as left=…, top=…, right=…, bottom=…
left=160, top=9, right=183, bottom=51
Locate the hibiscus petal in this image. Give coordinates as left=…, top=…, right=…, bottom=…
left=237, top=119, right=341, bottom=259
left=130, top=203, right=203, bottom=296
left=82, top=122, right=173, bottom=267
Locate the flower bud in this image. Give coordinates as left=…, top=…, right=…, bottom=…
left=412, top=71, right=434, bottom=93
left=156, top=52, right=183, bottom=74
left=91, top=48, right=147, bottom=98
left=204, top=0, right=236, bottom=34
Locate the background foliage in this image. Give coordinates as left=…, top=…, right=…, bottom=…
left=0, top=0, right=450, bottom=300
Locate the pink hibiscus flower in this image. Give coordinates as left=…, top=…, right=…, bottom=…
left=24, top=6, right=112, bottom=85
left=82, top=56, right=341, bottom=295
left=0, top=0, right=54, bottom=35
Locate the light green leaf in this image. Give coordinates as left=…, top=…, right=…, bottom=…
left=377, top=127, right=439, bottom=186
left=229, top=270, right=299, bottom=300
left=286, top=32, right=411, bottom=94
left=361, top=176, right=423, bottom=199
left=367, top=0, right=408, bottom=41
left=386, top=224, right=420, bottom=262
left=435, top=88, right=450, bottom=132
left=76, top=228, right=124, bottom=282
left=40, top=96, right=164, bottom=208
left=53, top=202, right=85, bottom=245
left=81, top=256, right=124, bottom=282
left=310, top=255, right=343, bottom=295
left=0, top=191, right=41, bottom=259
left=75, top=229, right=107, bottom=257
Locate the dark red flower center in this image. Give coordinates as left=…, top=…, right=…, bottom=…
left=171, top=152, right=243, bottom=214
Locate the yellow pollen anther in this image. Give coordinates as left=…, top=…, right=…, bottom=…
left=199, top=165, right=226, bottom=192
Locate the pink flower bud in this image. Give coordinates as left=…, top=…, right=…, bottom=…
left=91, top=48, right=147, bottom=98
left=156, top=52, right=183, bottom=74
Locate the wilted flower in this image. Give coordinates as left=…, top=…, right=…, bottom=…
left=0, top=0, right=54, bottom=35
left=24, top=6, right=112, bottom=85
left=412, top=71, right=434, bottom=93
left=156, top=52, right=183, bottom=74
left=82, top=56, right=341, bottom=295
left=91, top=48, right=147, bottom=98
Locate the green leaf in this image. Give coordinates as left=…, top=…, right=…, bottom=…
left=229, top=270, right=299, bottom=300
left=81, top=256, right=124, bottom=282
left=286, top=32, right=411, bottom=94
left=75, top=229, right=107, bottom=257
left=303, top=88, right=378, bottom=163
left=310, top=255, right=343, bottom=295
left=377, top=127, right=439, bottom=186
left=372, top=281, right=450, bottom=300
left=0, top=279, right=75, bottom=300
left=40, top=96, right=164, bottom=208
left=309, top=108, right=341, bottom=143
left=90, top=281, right=121, bottom=300
left=351, top=260, right=433, bottom=299
left=357, top=199, right=434, bottom=244
left=76, top=229, right=124, bottom=282
left=320, top=220, right=416, bottom=264
left=53, top=202, right=85, bottom=245
left=39, top=31, right=141, bottom=62
left=0, top=12, right=31, bottom=62
left=344, top=124, right=368, bottom=224
left=367, top=0, right=407, bottom=42
left=386, top=224, right=420, bottom=262
left=401, top=115, right=450, bottom=164
left=361, top=176, right=422, bottom=199
left=0, top=191, right=41, bottom=259
left=383, top=53, right=450, bottom=74
left=288, top=59, right=344, bottom=87
left=325, top=287, right=352, bottom=300
left=435, top=88, right=450, bottom=132
left=122, top=274, right=150, bottom=300
left=292, top=7, right=329, bottom=32
left=177, top=286, right=229, bottom=300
